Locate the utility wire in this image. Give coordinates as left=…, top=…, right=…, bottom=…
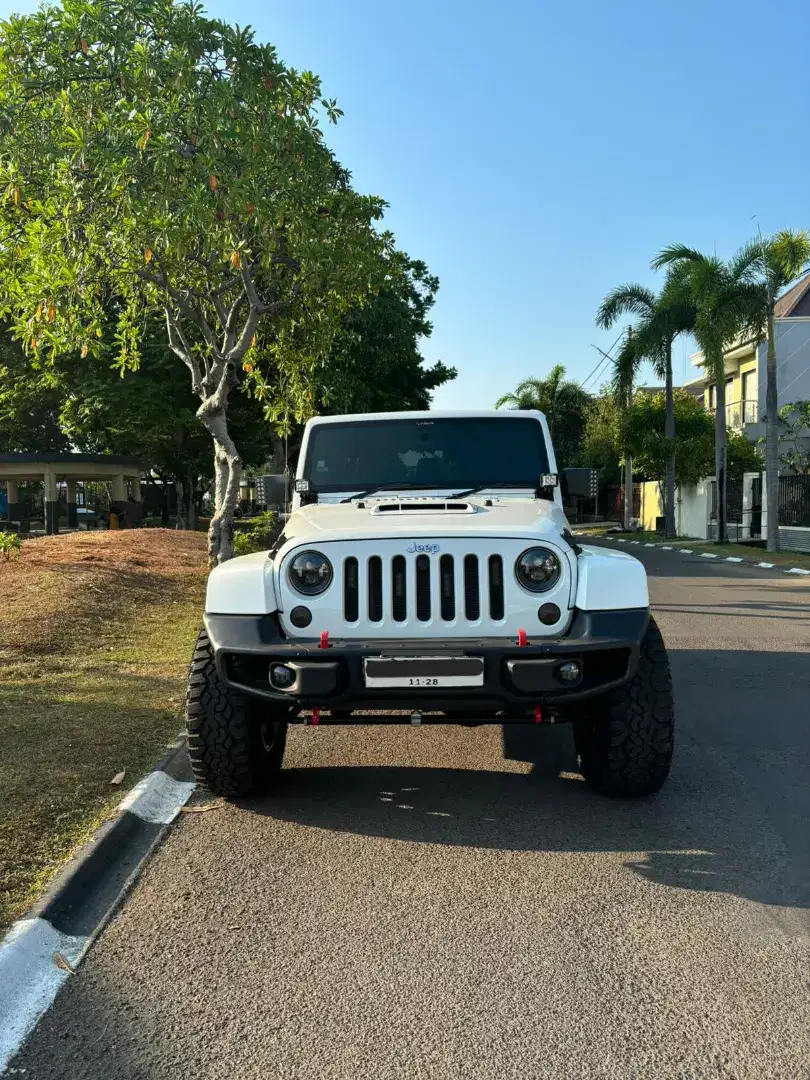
left=580, top=330, right=624, bottom=391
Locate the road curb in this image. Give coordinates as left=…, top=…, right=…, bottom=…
left=595, top=535, right=810, bottom=576
left=0, top=738, right=195, bottom=1074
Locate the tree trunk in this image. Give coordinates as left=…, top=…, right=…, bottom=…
left=188, top=471, right=199, bottom=532
left=664, top=337, right=676, bottom=539
left=764, top=310, right=779, bottom=552
left=199, top=402, right=241, bottom=567
left=175, top=477, right=189, bottom=530
left=155, top=475, right=171, bottom=526
left=714, top=367, right=728, bottom=544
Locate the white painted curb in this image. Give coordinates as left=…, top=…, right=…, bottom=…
left=0, top=764, right=195, bottom=1073
left=0, top=919, right=88, bottom=1073
left=118, top=770, right=196, bottom=826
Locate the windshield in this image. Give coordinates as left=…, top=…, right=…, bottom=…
left=302, top=417, right=550, bottom=494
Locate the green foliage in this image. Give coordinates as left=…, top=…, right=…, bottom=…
left=627, top=392, right=715, bottom=487
left=0, top=0, right=393, bottom=562
left=495, top=364, right=590, bottom=470
left=0, top=0, right=386, bottom=393
left=582, top=389, right=758, bottom=486
left=725, top=429, right=761, bottom=480
left=729, top=231, right=810, bottom=313
left=316, top=254, right=455, bottom=415
left=581, top=393, right=623, bottom=482
left=595, top=268, right=696, bottom=441
left=764, top=400, right=810, bottom=475
left=233, top=510, right=279, bottom=556
left=0, top=332, right=70, bottom=452
left=652, top=246, right=764, bottom=380
left=0, top=531, right=22, bottom=559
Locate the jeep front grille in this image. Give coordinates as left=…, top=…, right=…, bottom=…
left=343, top=552, right=504, bottom=625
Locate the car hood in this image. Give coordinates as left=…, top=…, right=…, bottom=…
left=281, top=496, right=569, bottom=544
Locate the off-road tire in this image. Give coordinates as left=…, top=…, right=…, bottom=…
left=185, top=628, right=288, bottom=798
left=571, top=616, right=674, bottom=797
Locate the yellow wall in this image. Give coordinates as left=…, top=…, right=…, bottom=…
left=639, top=481, right=662, bottom=531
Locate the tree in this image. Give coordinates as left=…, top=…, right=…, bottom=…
left=652, top=246, right=763, bottom=543
left=629, top=391, right=716, bottom=489
left=495, top=365, right=590, bottom=469
left=596, top=267, right=696, bottom=538
left=231, top=254, right=452, bottom=479
left=727, top=231, right=810, bottom=550
left=55, top=327, right=276, bottom=526
left=0, top=0, right=387, bottom=563
left=767, top=400, right=810, bottom=475
left=316, top=254, right=454, bottom=415
left=580, top=391, right=623, bottom=483
left=582, top=389, right=758, bottom=501
left=0, top=331, right=70, bottom=453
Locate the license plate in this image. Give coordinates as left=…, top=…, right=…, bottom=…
left=363, top=656, right=484, bottom=688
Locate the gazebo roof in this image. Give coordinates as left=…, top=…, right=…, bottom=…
left=0, top=452, right=141, bottom=467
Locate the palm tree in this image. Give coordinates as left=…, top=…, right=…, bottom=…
left=727, top=231, right=810, bottom=551
left=596, top=268, right=696, bottom=537
left=495, top=364, right=589, bottom=469
left=652, top=246, right=764, bottom=543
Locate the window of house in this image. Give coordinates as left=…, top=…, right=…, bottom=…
left=742, top=370, right=756, bottom=403
left=742, top=369, right=757, bottom=424
left=708, top=384, right=716, bottom=410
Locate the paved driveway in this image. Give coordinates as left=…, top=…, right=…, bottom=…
left=12, top=546, right=810, bottom=1080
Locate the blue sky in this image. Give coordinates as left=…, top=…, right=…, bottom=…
left=3, top=0, right=808, bottom=408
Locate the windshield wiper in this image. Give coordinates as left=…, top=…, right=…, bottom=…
left=339, top=482, right=446, bottom=504
left=448, top=482, right=538, bottom=499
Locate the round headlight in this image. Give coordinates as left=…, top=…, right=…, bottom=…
left=515, top=547, right=561, bottom=593
left=288, top=550, right=333, bottom=595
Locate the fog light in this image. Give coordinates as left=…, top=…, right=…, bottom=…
left=290, top=605, right=312, bottom=628
left=557, top=661, right=581, bottom=684
left=538, top=603, right=561, bottom=625
left=269, top=664, right=296, bottom=690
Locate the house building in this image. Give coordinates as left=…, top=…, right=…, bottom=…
left=686, top=274, right=810, bottom=442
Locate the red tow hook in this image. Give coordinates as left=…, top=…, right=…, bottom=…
left=312, top=633, right=328, bottom=725
left=517, top=628, right=528, bottom=647
left=534, top=705, right=542, bottom=724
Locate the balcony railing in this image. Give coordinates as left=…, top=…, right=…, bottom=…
left=707, top=398, right=759, bottom=429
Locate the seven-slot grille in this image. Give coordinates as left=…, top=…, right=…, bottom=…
left=343, top=552, right=505, bottom=625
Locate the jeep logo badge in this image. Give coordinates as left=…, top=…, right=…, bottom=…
left=406, top=542, right=440, bottom=554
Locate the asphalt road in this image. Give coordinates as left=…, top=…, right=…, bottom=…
left=12, top=546, right=810, bottom=1080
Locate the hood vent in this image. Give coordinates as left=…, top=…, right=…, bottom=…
left=370, top=501, right=475, bottom=515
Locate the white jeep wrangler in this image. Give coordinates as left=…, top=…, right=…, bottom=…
left=186, top=410, right=674, bottom=799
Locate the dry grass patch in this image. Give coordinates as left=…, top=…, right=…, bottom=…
left=0, top=529, right=207, bottom=931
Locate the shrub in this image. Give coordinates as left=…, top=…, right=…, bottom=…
left=0, top=532, right=22, bottom=560
left=232, top=512, right=281, bottom=557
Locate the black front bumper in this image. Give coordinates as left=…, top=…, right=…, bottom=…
left=204, top=608, right=649, bottom=716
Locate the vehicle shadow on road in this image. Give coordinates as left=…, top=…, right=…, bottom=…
left=249, top=645, right=810, bottom=914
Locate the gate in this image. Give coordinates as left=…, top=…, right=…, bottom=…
left=749, top=476, right=762, bottom=538
left=709, top=477, right=760, bottom=542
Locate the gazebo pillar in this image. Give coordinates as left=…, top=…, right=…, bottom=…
left=44, top=470, right=59, bottom=535
left=5, top=479, right=26, bottom=531
left=66, top=479, right=79, bottom=528
left=111, top=473, right=128, bottom=523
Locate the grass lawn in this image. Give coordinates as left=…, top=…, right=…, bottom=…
left=0, top=529, right=207, bottom=932
left=581, top=529, right=810, bottom=569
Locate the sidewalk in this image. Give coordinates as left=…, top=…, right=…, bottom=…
left=574, top=527, right=810, bottom=575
